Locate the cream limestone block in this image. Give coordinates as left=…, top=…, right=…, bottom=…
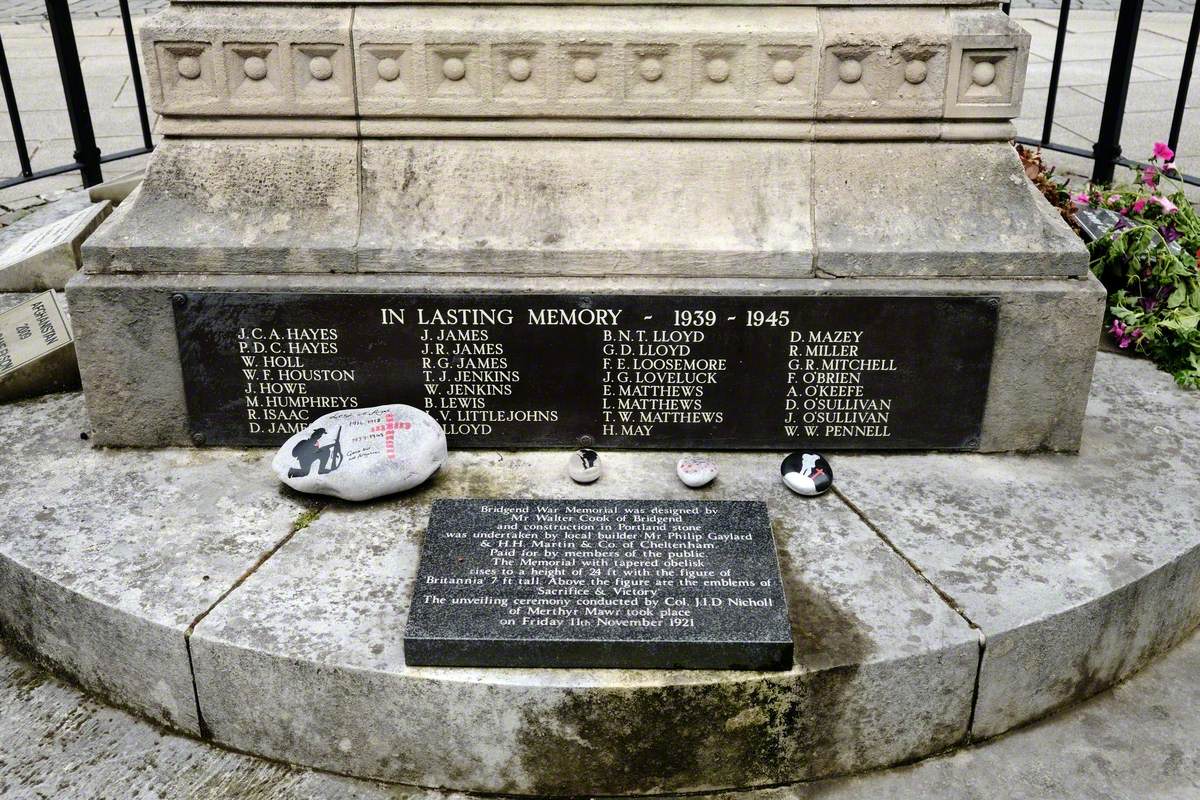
left=82, top=138, right=360, bottom=274
left=141, top=4, right=354, bottom=118
left=815, top=7, right=951, bottom=120
left=352, top=5, right=818, bottom=120
left=945, top=9, right=1031, bottom=119
left=358, top=139, right=814, bottom=277
left=812, top=141, right=1088, bottom=277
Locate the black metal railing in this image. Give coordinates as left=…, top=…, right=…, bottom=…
left=0, top=0, right=154, bottom=190
left=1006, top=0, right=1200, bottom=186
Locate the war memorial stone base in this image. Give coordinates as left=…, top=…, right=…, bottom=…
left=63, top=0, right=1105, bottom=452
left=20, top=0, right=1154, bottom=792
left=1, top=352, right=1199, bottom=794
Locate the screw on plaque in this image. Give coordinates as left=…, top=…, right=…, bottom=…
left=192, top=432, right=206, bottom=446
left=986, top=298, right=1000, bottom=309
left=965, top=436, right=981, bottom=450
left=579, top=434, right=595, bottom=448
left=172, top=293, right=187, bottom=308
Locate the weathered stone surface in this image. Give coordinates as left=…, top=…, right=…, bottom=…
left=0, top=201, right=111, bottom=291
left=812, top=143, right=1088, bottom=277
left=190, top=448, right=978, bottom=794
left=140, top=4, right=1022, bottom=138
left=358, top=139, right=814, bottom=276
left=0, top=292, right=80, bottom=403
left=352, top=6, right=819, bottom=120
left=142, top=5, right=355, bottom=120
left=272, top=405, right=447, bottom=501
left=1, top=352, right=1197, bottom=793
left=66, top=272, right=1103, bottom=451
left=4, top=618, right=1200, bottom=799
left=82, top=140, right=1086, bottom=282
left=831, top=353, right=1200, bottom=738
left=81, top=138, right=359, bottom=274
left=814, top=8, right=948, bottom=120
left=0, top=392, right=303, bottom=734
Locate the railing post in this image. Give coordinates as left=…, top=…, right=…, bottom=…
left=1041, top=0, right=1073, bottom=146
left=44, top=0, right=102, bottom=187
left=1167, top=1, right=1200, bottom=152
left=0, top=37, right=34, bottom=178
left=1091, top=0, right=1143, bottom=185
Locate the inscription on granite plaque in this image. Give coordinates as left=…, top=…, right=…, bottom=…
left=174, top=292, right=997, bottom=450
left=404, top=499, right=793, bottom=670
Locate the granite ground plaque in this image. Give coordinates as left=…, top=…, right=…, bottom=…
left=174, top=292, right=998, bottom=450
left=404, top=499, right=793, bottom=670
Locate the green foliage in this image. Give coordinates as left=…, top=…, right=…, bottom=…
left=1077, top=144, right=1200, bottom=389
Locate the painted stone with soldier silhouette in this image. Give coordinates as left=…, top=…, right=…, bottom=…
left=271, top=404, right=447, bottom=501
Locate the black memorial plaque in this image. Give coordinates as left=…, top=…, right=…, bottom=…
left=174, top=292, right=998, bottom=450
left=403, top=499, right=793, bottom=670
left=1074, top=204, right=1124, bottom=242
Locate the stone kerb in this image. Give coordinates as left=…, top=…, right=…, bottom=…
left=1, top=353, right=1198, bottom=794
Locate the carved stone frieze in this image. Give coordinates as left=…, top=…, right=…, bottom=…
left=142, top=4, right=1031, bottom=134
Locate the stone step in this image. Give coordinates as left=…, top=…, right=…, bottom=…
left=2, top=626, right=1197, bottom=798
left=0, top=350, right=1197, bottom=794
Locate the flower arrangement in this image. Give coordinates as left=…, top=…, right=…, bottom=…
left=1074, top=142, right=1200, bottom=388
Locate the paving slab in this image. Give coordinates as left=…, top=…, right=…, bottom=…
left=1029, top=29, right=1184, bottom=60
left=1074, top=79, right=1200, bottom=113
left=1019, top=86, right=1106, bottom=121
left=191, top=450, right=979, bottom=795
left=832, top=353, right=1200, bottom=738
left=0, top=391, right=308, bottom=734
left=1023, top=59, right=1161, bottom=89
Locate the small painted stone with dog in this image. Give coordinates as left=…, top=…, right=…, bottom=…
left=272, top=404, right=447, bottom=501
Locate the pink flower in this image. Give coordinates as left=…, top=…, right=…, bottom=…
left=1151, top=196, right=1179, bottom=213
left=1131, top=198, right=1148, bottom=214
left=1109, top=319, right=1136, bottom=348
left=1164, top=161, right=1177, bottom=173
left=1153, top=142, right=1175, bottom=161
left=1143, top=165, right=1159, bottom=186
left=1108, top=194, right=1121, bottom=204
left=1072, top=192, right=1090, bottom=204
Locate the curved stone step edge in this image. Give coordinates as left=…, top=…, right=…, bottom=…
left=0, top=548, right=201, bottom=734
left=4, top=501, right=1198, bottom=795
left=971, top=543, right=1200, bottom=739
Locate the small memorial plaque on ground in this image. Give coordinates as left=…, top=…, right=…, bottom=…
left=0, top=202, right=111, bottom=291
left=404, top=499, right=793, bottom=670
left=0, top=291, right=79, bottom=402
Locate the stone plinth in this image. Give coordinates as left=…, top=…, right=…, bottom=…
left=66, top=0, right=1101, bottom=452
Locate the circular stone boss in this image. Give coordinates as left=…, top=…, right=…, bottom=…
left=781, top=451, right=833, bottom=496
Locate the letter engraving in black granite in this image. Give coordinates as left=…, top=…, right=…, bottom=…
left=404, top=499, right=793, bottom=670
left=174, top=293, right=997, bottom=449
